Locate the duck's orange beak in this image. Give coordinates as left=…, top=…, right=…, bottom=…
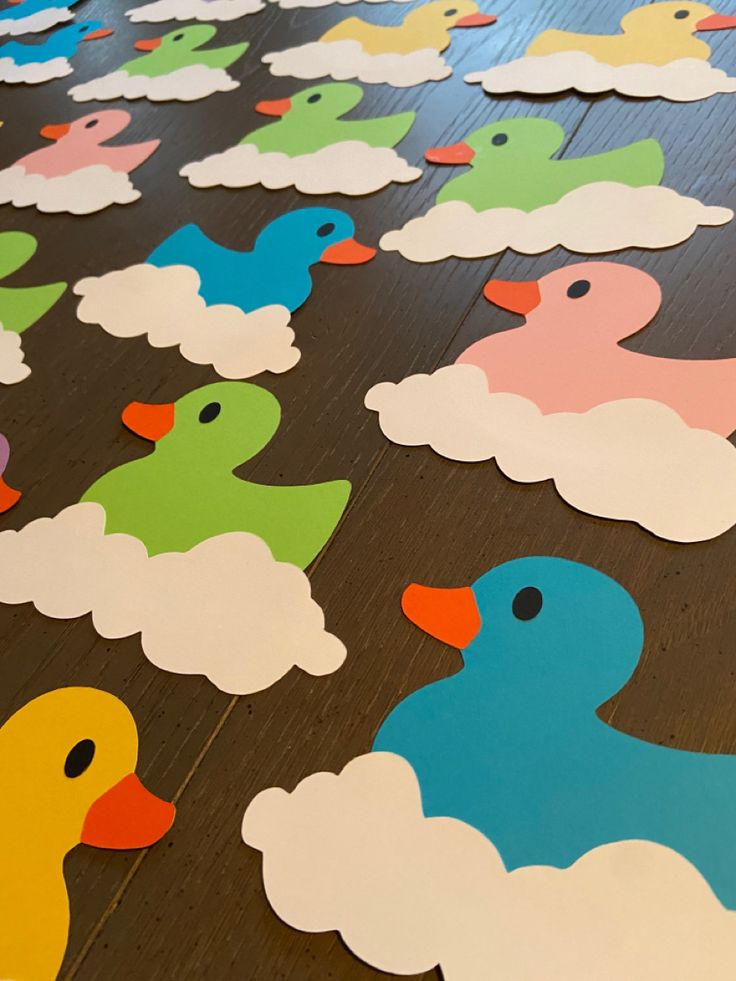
left=321, top=238, right=376, bottom=265
left=455, top=12, right=497, bottom=27
left=122, top=401, right=175, bottom=441
left=483, top=278, right=541, bottom=315
left=256, top=97, right=291, bottom=116
left=697, top=13, right=736, bottom=29
left=0, top=474, right=21, bottom=514
left=83, top=28, right=113, bottom=40
left=425, top=141, right=474, bottom=164
left=402, top=583, right=481, bottom=649
left=40, top=122, right=71, bottom=141
left=135, top=36, right=162, bottom=51
left=81, top=773, right=175, bottom=850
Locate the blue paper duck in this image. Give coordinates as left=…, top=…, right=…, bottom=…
left=147, top=208, right=376, bottom=314
left=0, top=20, right=110, bottom=66
left=0, top=0, right=84, bottom=29
left=374, top=556, right=736, bottom=908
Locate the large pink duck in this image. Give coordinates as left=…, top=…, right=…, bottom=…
left=458, top=260, right=736, bottom=436
left=15, top=110, right=160, bottom=178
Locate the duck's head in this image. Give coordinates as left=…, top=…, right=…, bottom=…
left=0, top=433, right=20, bottom=513
left=122, top=381, right=282, bottom=471
left=255, top=208, right=376, bottom=267
left=621, top=2, right=736, bottom=36
left=56, top=19, right=113, bottom=47
left=403, top=557, right=643, bottom=708
left=405, top=0, right=496, bottom=32
left=39, top=109, right=132, bottom=145
left=0, top=687, right=175, bottom=854
left=134, top=23, right=216, bottom=54
left=483, top=261, right=662, bottom=343
left=426, top=117, right=564, bottom=167
left=255, top=82, right=363, bottom=121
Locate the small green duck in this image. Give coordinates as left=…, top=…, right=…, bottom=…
left=244, top=83, right=416, bottom=157
left=427, top=118, right=666, bottom=212
left=81, top=382, right=351, bottom=569
left=121, top=24, right=248, bottom=78
left=0, top=231, right=66, bottom=335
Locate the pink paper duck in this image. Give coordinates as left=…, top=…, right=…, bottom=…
left=15, top=110, right=160, bottom=178
left=458, top=261, right=736, bottom=436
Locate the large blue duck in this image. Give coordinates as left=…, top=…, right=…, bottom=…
left=146, top=208, right=376, bottom=314
left=0, top=0, right=83, bottom=30
left=0, top=20, right=111, bottom=65
left=374, top=556, right=736, bottom=908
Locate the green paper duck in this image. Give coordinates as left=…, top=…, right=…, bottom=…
left=244, top=83, right=416, bottom=157
left=427, top=118, right=665, bottom=212
left=0, top=231, right=66, bottom=335
left=81, top=382, right=351, bottom=569
left=121, top=24, right=248, bottom=78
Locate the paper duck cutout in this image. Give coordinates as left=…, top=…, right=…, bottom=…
left=127, top=0, right=264, bottom=23
left=0, top=110, right=160, bottom=214
left=0, top=433, right=20, bottom=512
left=466, top=2, right=736, bottom=102
left=0, top=20, right=111, bottom=85
left=69, top=23, right=248, bottom=102
left=374, top=557, right=736, bottom=908
left=263, top=0, right=496, bottom=88
left=181, top=82, right=421, bottom=195
left=81, top=382, right=351, bottom=567
left=0, top=230, right=66, bottom=336
left=0, top=0, right=85, bottom=36
left=0, top=687, right=174, bottom=981
left=380, top=114, right=732, bottom=261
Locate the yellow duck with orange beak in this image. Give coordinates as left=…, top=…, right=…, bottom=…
left=0, top=687, right=175, bottom=981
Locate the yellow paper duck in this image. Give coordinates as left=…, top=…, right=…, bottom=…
left=322, top=0, right=496, bottom=56
left=0, top=687, right=175, bottom=981
left=527, top=2, right=736, bottom=66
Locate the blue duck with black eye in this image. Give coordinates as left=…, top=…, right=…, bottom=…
left=0, top=20, right=111, bottom=66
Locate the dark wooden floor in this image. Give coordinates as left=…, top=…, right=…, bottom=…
left=2, top=0, right=736, bottom=977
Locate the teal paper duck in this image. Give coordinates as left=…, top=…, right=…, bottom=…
left=81, top=382, right=351, bottom=568
left=0, top=20, right=112, bottom=67
left=121, top=24, right=248, bottom=77
left=426, top=117, right=665, bottom=211
left=0, top=231, right=66, bottom=335
left=246, top=83, right=416, bottom=156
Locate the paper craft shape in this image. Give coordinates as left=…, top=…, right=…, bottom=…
left=74, top=207, right=375, bottom=377
left=0, top=687, right=174, bottom=981
left=0, top=0, right=85, bottom=36
left=366, top=261, right=736, bottom=542
left=0, top=230, right=66, bottom=385
left=0, top=384, right=348, bottom=694
left=68, top=23, right=247, bottom=101
left=0, top=20, right=111, bottom=85
left=0, top=434, right=20, bottom=512
left=466, top=1, right=736, bottom=102
left=126, top=0, right=264, bottom=23
left=380, top=117, right=732, bottom=261
left=263, top=0, right=496, bottom=88
left=181, top=82, right=421, bottom=195
left=0, top=110, right=160, bottom=215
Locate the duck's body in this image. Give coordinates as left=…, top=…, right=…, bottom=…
left=374, top=557, right=736, bottom=909
left=0, top=20, right=109, bottom=65
left=0, top=231, right=66, bottom=335
left=121, top=23, right=247, bottom=76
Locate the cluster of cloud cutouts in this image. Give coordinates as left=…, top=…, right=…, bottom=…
left=0, top=56, right=71, bottom=84
left=69, top=65, right=239, bottom=103
left=466, top=52, right=736, bottom=103
left=127, top=0, right=264, bottom=22
left=243, top=751, right=736, bottom=981
left=74, top=263, right=299, bottom=379
left=0, top=502, right=346, bottom=694
left=0, top=327, right=30, bottom=385
left=379, top=186, right=733, bottom=262
left=263, top=41, right=451, bottom=87
left=181, top=141, right=421, bottom=195
left=0, top=7, right=73, bottom=36
left=365, top=363, right=736, bottom=543
left=0, top=165, right=140, bottom=215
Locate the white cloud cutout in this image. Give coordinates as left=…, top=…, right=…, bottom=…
left=181, top=141, right=421, bottom=195
left=263, top=41, right=450, bottom=87
left=269, top=0, right=411, bottom=7
left=379, top=185, right=733, bottom=262
left=0, top=325, right=30, bottom=385
left=0, top=7, right=73, bottom=36
left=0, top=56, right=71, bottom=84
left=0, top=502, right=346, bottom=695
left=243, top=751, right=736, bottom=981
left=74, top=263, right=299, bottom=379
left=68, top=64, right=238, bottom=103
left=0, top=165, right=140, bottom=214
left=126, top=0, right=264, bottom=22
left=466, top=52, right=736, bottom=103
left=365, top=363, right=736, bottom=543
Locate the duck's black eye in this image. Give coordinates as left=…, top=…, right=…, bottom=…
left=173, top=32, right=185, bottom=40
left=65, top=739, right=95, bottom=778
left=444, top=6, right=458, bottom=14
left=674, top=9, right=690, bottom=18
left=199, top=402, right=221, bottom=424
left=317, top=222, right=335, bottom=237
left=567, top=279, right=590, bottom=299
left=85, top=119, right=99, bottom=129
left=307, top=93, right=322, bottom=103
left=492, top=132, right=508, bottom=146
left=512, top=587, right=543, bottom=621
